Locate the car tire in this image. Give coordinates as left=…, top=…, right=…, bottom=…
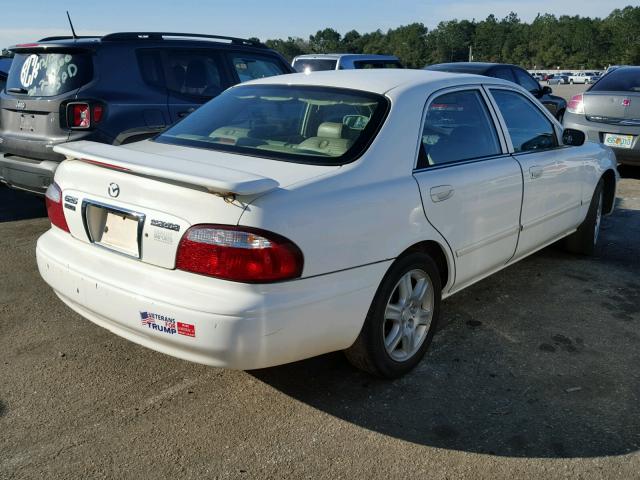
left=570, top=79, right=574, bottom=84
left=564, top=179, right=604, bottom=256
left=344, top=252, right=441, bottom=378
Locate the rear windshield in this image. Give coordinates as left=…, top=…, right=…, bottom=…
left=353, top=60, right=402, bottom=69
left=7, top=52, right=92, bottom=96
left=589, top=68, right=640, bottom=92
left=292, top=59, right=337, bottom=72
left=154, top=84, right=389, bottom=165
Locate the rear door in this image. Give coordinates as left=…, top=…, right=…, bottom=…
left=0, top=48, right=94, bottom=160
left=413, top=86, right=523, bottom=291
left=487, top=86, right=584, bottom=259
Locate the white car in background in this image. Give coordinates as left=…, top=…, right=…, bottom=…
left=292, top=54, right=402, bottom=72
left=37, top=70, right=617, bottom=378
left=569, top=72, right=598, bottom=84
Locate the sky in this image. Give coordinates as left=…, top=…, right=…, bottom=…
left=0, top=0, right=635, bottom=48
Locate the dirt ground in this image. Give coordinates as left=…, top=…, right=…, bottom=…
left=0, top=166, right=639, bottom=479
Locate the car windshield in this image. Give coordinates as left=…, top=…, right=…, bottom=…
left=292, top=59, right=337, bottom=72
left=6, top=51, right=93, bottom=96
left=589, top=68, right=640, bottom=92
left=154, top=84, right=389, bottom=165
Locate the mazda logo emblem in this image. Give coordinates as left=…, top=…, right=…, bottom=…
left=108, top=183, right=120, bottom=198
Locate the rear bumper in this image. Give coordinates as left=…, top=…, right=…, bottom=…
left=0, top=153, right=59, bottom=194
left=36, top=227, right=389, bottom=369
left=563, top=112, right=640, bottom=166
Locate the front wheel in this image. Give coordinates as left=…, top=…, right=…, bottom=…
left=344, top=252, right=441, bottom=378
left=564, top=179, right=603, bottom=255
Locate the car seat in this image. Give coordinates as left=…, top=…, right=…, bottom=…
left=296, top=122, right=353, bottom=156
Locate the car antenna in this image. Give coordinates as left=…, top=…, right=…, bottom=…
left=66, top=11, right=78, bottom=40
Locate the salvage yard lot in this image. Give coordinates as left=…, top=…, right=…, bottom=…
left=0, top=167, right=639, bottom=478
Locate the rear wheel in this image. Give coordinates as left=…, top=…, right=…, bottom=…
left=564, top=179, right=603, bottom=255
left=345, top=252, right=441, bottom=378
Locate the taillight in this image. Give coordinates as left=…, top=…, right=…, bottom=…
left=567, top=94, right=584, bottom=114
left=175, top=225, right=303, bottom=283
left=45, top=183, right=70, bottom=232
left=67, top=102, right=104, bottom=129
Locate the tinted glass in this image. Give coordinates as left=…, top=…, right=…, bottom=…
left=491, top=89, right=557, bottom=153
left=0, top=74, right=6, bottom=93
left=137, top=50, right=165, bottom=88
left=7, top=52, right=92, bottom=96
left=292, top=59, right=337, bottom=72
left=491, top=67, right=515, bottom=82
left=353, top=60, right=402, bottom=69
left=590, top=68, right=640, bottom=92
left=164, top=50, right=227, bottom=99
left=418, top=90, right=501, bottom=168
left=513, top=68, right=541, bottom=93
left=230, top=54, right=286, bottom=82
left=154, top=84, right=388, bottom=165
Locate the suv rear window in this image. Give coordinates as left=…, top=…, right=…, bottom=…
left=154, top=84, right=389, bottom=165
left=7, top=52, right=92, bottom=96
left=292, top=59, right=337, bottom=72
left=353, top=60, right=402, bottom=69
left=589, top=68, right=640, bottom=92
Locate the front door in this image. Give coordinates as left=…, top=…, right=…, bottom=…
left=413, top=87, right=523, bottom=291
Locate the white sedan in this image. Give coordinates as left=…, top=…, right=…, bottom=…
left=37, top=70, right=617, bottom=378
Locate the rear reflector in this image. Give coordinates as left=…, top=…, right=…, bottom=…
left=45, top=183, right=70, bottom=232
left=567, top=94, right=584, bottom=114
left=175, top=225, right=303, bottom=283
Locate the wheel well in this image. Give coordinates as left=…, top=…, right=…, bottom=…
left=402, top=241, right=449, bottom=288
left=602, top=169, right=616, bottom=214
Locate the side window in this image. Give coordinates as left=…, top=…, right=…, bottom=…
left=490, top=89, right=557, bottom=153
left=228, top=54, right=287, bottom=83
left=490, top=67, right=515, bottom=83
left=163, top=50, right=229, bottom=100
left=513, top=68, right=540, bottom=94
left=137, top=49, right=165, bottom=89
left=417, top=90, right=502, bottom=168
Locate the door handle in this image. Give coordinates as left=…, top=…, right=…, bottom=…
left=430, top=185, right=454, bottom=203
left=529, top=166, right=543, bottom=179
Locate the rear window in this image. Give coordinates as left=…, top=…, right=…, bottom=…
left=353, top=60, right=402, bottom=69
left=292, top=59, right=337, bottom=73
left=7, top=52, right=92, bottom=96
left=154, top=84, right=389, bottom=165
left=589, top=68, right=640, bottom=92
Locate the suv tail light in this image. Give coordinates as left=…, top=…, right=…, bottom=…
left=567, top=94, right=584, bottom=114
left=45, top=183, right=70, bottom=232
left=67, top=102, right=104, bottom=129
left=175, top=225, right=303, bottom=283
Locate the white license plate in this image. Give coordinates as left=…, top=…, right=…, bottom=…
left=99, top=211, right=140, bottom=257
left=604, top=133, right=634, bottom=149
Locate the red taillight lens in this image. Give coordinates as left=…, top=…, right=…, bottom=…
left=567, top=94, right=584, bottom=114
left=70, top=103, right=90, bottom=128
left=175, top=225, right=303, bottom=283
left=45, top=182, right=69, bottom=232
left=93, top=104, right=104, bottom=123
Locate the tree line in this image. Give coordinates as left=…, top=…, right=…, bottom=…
left=262, top=6, right=640, bottom=70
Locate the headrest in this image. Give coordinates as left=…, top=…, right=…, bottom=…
left=317, top=122, right=343, bottom=139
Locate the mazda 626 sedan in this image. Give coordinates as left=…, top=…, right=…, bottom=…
left=37, top=70, right=617, bottom=378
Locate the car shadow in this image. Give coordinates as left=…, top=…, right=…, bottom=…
left=251, top=205, right=640, bottom=459
left=0, top=185, right=46, bottom=222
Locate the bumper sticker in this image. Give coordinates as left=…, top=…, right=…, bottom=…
left=140, top=311, right=196, bottom=338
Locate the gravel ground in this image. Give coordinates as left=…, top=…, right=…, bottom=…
left=1, top=153, right=639, bottom=478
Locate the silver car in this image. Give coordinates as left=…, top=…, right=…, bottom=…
left=563, top=66, right=640, bottom=166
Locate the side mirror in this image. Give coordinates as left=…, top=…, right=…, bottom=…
left=542, top=86, right=553, bottom=95
left=562, top=128, right=585, bottom=146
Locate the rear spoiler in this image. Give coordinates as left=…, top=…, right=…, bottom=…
left=53, top=141, right=279, bottom=196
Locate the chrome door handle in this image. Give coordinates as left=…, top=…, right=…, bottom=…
left=530, top=166, right=543, bottom=179
left=430, top=185, right=454, bottom=202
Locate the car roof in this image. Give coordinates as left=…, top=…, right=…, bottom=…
left=242, top=69, right=510, bottom=95
left=10, top=32, right=269, bottom=51
left=294, top=54, right=399, bottom=61
left=426, top=62, right=515, bottom=74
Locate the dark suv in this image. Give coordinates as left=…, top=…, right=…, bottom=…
left=425, top=62, right=567, bottom=122
left=0, top=32, right=293, bottom=194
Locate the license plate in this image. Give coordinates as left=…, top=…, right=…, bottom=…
left=19, top=114, right=35, bottom=132
left=604, top=133, right=634, bottom=149
left=100, top=212, right=140, bottom=257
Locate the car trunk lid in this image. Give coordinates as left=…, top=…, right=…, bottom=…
left=583, top=92, right=640, bottom=125
left=53, top=140, right=339, bottom=269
